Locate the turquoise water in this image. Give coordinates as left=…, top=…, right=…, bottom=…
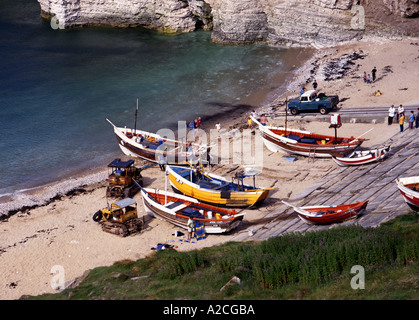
left=0, top=0, right=302, bottom=201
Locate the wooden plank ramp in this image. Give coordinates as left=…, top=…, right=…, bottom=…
left=230, top=128, right=418, bottom=242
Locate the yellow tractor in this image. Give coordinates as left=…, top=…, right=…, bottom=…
left=106, top=158, right=143, bottom=199
left=93, top=198, right=144, bottom=237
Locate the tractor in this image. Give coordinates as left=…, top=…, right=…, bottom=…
left=106, top=158, right=143, bottom=198
left=93, top=198, right=144, bottom=237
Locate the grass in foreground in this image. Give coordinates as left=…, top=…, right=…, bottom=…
left=27, top=213, right=419, bottom=300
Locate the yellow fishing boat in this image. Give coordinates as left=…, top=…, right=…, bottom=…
left=167, top=165, right=273, bottom=207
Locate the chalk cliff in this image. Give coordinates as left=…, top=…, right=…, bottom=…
left=38, top=0, right=213, bottom=32
left=37, top=0, right=419, bottom=47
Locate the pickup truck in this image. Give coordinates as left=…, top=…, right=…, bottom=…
left=288, top=90, right=339, bottom=115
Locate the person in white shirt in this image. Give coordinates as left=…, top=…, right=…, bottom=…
left=388, top=105, right=395, bottom=125
left=397, top=104, right=404, bottom=121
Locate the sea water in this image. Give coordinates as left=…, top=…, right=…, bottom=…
left=0, top=0, right=304, bottom=212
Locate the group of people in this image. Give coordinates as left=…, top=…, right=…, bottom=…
left=247, top=110, right=268, bottom=129
left=388, top=104, right=419, bottom=132
left=299, top=79, right=318, bottom=96
left=188, top=117, right=202, bottom=129
left=363, top=67, right=377, bottom=84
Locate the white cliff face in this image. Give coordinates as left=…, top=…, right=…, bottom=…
left=208, top=0, right=268, bottom=44
left=37, top=0, right=419, bottom=46
left=263, top=0, right=363, bottom=47
left=37, top=0, right=210, bottom=32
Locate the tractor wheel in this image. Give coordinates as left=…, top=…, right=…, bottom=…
left=92, top=210, right=102, bottom=222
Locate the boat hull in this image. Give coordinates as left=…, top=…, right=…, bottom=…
left=107, top=119, right=208, bottom=165
left=284, top=200, right=369, bottom=225
left=396, top=177, right=419, bottom=211
left=332, top=146, right=390, bottom=166
left=140, top=188, right=244, bottom=233
left=252, top=116, right=363, bottom=158
left=167, top=166, right=272, bottom=207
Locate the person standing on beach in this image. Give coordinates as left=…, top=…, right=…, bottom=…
left=409, top=111, right=415, bottom=129
left=399, top=112, right=405, bottom=132
left=215, top=122, right=221, bottom=133
left=196, top=117, right=202, bottom=128
left=366, top=74, right=371, bottom=84
left=363, top=72, right=367, bottom=83
left=388, top=105, right=395, bottom=125
left=248, top=116, right=252, bottom=129
left=187, top=217, right=195, bottom=240
left=416, top=108, right=419, bottom=129
left=312, top=80, right=318, bottom=90
left=260, top=114, right=268, bottom=126
left=397, top=104, right=404, bottom=121
left=372, top=67, right=377, bottom=82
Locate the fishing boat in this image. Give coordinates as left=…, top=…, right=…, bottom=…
left=396, top=176, right=419, bottom=211
left=107, top=119, right=210, bottom=165
left=251, top=116, right=364, bottom=158
left=332, top=146, right=390, bottom=166
left=282, top=200, right=369, bottom=224
left=140, top=187, right=245, bottom=233
left=167, top=165, right=273, bottom=207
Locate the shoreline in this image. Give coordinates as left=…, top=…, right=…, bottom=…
left=1, top=36, right=418, bottom=300
left=0, top=46, right=313, bottom=219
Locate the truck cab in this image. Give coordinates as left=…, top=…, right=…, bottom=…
left=288, top=90, right=339, bottom=115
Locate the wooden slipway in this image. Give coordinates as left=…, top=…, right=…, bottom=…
left=231, top=128, right=419, bottom=242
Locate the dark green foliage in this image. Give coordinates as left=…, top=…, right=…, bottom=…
left=26, top=214, right=419, bottom=300
left=250, top=225, right=405, bottom=288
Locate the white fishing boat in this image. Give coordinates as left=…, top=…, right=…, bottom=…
left=332, top=146, right=390, bottom=166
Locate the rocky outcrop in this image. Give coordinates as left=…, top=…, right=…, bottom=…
left=383, top=0, right=419, bottom=17
left=263, top=0, right=363, bottom=47
left=38, top=0, right=212, bottom=32
left=208, top=0, right=268, bottom=44
left=37, top=0, right=419, bottom=46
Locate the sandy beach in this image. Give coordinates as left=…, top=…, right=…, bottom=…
left=1, top=38, right=418, bottom=300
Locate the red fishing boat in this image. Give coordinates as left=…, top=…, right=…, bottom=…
left=396, top=176, right=419, bottom=211
left=282, top=200, right=369, bottom=224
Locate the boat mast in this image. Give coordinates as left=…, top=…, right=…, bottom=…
left=285, top=97, right=288, bottom=136
left=134, top=98, right=138, bottom=136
